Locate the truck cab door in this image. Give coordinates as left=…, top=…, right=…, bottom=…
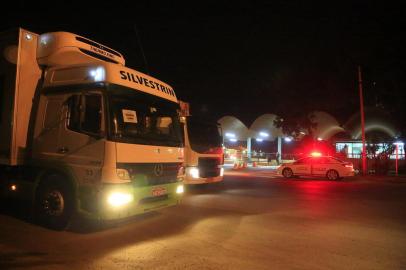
left=32, top=95, right=65, bottom=162
left=57, top=91, right=105, bottom=185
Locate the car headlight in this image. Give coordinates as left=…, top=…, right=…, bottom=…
left=107, top=192, right=134, bottom=207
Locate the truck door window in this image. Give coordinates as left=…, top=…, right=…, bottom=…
left=67, top=93, right=102, bottom=136
left=67, top=95, right=81, bottom=132
left=82, top=94, right=102, bottom=134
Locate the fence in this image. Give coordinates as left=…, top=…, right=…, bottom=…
left=224, top=151, right=297, bottom=166
left=346, top=153, right=405, bottom=160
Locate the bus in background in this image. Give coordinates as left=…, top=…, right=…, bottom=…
left=179, top=101, right=224, bottom=184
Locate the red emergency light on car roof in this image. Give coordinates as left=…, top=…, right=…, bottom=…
left=310, top=152, right=322, bottom=157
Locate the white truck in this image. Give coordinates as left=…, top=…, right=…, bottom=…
left=0, top=28, right=184, bottom=230
left=179, top=101, right=224, bottom=184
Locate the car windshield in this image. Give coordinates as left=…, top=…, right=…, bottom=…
left=295, top=157, right=312, bottom=164
left=107, top=84, right=183, bottom=147
left=330, top=157, right=345, bottom=163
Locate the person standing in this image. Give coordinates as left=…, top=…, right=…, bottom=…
left=276, top=152, right=280, bottom=165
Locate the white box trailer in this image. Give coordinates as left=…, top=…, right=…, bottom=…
left=0, top=28, right=184, bottom=230
left=0, top=29, right=41, bottom=165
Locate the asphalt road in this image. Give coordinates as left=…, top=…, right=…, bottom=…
left=1, top=169, right=406, bottom=270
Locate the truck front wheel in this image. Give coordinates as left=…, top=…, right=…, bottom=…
left=34, top=175, right=74, bottom=230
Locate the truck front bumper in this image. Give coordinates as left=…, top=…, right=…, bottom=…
left=77, top=182, right=183, bottom=220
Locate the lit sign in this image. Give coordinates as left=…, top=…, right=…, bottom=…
left=259, top=132, right=269, bottom=137
left=225, top=132, right=236, bottom=138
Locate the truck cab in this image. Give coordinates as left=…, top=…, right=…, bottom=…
left=179, top=104, right=224, bottom=184
left=0, top=29, right=184, bottom=229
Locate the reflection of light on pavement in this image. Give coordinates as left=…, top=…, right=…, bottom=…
left=224, top=168, right=278, bottom=178
left=294, top=181, right=335, bottom=217
left=224, top=189, right=251, bottom=195
left=98, top=211, right=244, bottom=269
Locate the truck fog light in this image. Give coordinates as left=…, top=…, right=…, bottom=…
left=220, top=167, right=224, bottom=177
left=187, top=167, right=199, bottom=179
left=176, top=185, right=184, bottom=194
left=107, top=192, right=133, bottom=207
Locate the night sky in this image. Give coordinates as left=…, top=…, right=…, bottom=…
left=2, top=1, right=406, bottom=133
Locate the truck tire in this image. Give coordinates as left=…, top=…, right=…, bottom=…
left=34, top=174, right=74, bottom=230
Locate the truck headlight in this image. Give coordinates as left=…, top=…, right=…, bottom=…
left=107, top=192, right=134, bottom=207
left=176, top=185, right=184, bottom=194
left=187, top=167, right=199, bottom=179
left=220, top=167, right=224, bottom=177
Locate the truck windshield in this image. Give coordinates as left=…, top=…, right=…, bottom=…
left=187, top=118, right=222, bottom=153
left=107, top=85, right=183, bottom=147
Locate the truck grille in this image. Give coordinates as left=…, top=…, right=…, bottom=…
left=117, top=163, right=180, bottom=186
left=198, top=158, right=221, bottom=178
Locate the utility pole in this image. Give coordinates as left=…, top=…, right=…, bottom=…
left=277, top=136, right=282, bottom=164
left=395, top=143, right=399, bottom=176
left=358, top=66, right=367, bottom=175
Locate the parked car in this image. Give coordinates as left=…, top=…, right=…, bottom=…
left=277, top=155, right=355, bottom=180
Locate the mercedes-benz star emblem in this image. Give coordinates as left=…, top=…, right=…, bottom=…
left=153, top=164, right=164, bottom=177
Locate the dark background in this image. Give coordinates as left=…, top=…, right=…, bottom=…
left=2, top=1, right=405, bottom=133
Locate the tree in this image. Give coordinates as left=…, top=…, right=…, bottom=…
left=366, top=136, right=396, bottom=175
left=273, top=113, right=317, bottom=140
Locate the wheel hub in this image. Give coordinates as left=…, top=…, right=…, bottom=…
left=328, top=171, right=337, bottom=179
left=42, top=190, right=65, bottom=216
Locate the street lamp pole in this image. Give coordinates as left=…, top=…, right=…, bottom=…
left=358, top=65, right=367, bottom=175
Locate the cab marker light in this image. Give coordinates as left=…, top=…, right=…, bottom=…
left=89, top=66, right=105, bottom=82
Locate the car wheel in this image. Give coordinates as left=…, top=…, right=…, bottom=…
left=34, top=175, right=74, bottom=230
left=282, top=168, right=293, bottom=178
left=326, top=169, right=339, bottom=180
